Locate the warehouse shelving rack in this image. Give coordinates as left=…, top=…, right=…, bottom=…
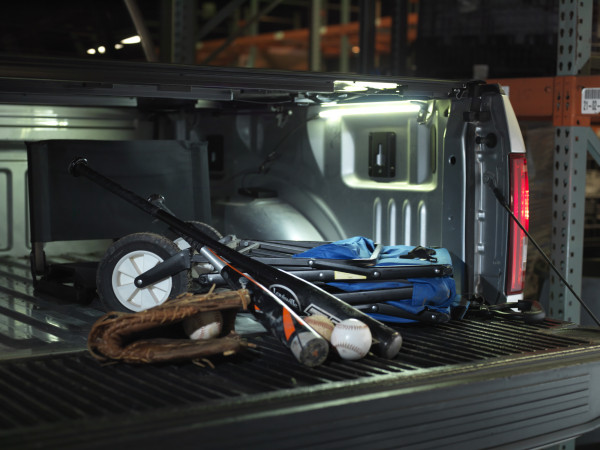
left=489, top=0, right=600, bottom=329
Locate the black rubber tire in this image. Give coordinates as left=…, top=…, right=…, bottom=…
left=166, top=221, right=223, bottom=248
left=96, top=232, right=189, bottom=312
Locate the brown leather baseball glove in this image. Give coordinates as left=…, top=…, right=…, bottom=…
left=88, top=289, right=251, bottom=364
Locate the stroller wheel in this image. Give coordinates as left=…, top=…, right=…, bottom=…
left=166, top=222, right=223, bottom=280
left=96, top=232, right=189, bottom=312
left=167, top=221, right=223, bottom=250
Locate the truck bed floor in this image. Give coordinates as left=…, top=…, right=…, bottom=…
left=1, top=256, right=600, bottom=449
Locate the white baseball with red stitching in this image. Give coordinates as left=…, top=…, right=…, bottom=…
left=183, top=310, right=223, bottom=340
left=330, top=318, right=372, bottom=360
left=304, top=314, right=335, bottom=342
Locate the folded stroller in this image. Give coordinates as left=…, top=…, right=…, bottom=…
left=200, top=236, right=461, bottom=324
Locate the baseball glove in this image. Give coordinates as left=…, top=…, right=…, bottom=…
left=88, top=288, right=251, bottom=364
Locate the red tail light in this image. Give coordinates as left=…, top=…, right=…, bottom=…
left=506, top=154, right=529, bottom=295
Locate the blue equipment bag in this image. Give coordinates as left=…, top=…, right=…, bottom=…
left=293, top=237, right=462, bottom=324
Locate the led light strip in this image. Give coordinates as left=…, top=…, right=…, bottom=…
left=319, top=102, right=421, bottom=119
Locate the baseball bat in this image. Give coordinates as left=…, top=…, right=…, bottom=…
left=199, top=247, right=329, bottom=367
left=69, top=158, right=403, bottom=359
left=69, top=159, right=328, bottom=367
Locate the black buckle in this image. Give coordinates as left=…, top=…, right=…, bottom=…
left=400, top=246, right=438, bottom=263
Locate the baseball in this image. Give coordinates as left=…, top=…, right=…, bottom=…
left=304, top=314, right=335, bottom=342
left=182, top=310, right=223, bottom=340
left=330, top=318, right=372, bottom=360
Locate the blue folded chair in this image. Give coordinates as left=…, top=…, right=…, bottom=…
left=293, top=237, right=462, bottom=324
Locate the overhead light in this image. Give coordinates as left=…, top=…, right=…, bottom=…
left=334, top=80, right=399, bottom=93
left=114, top=43, right=124, bottom=50
left=120, top=35, right=141, bottom=45
left=97, top=46, right=106, bottom=54
left=86, top=48, right=96, bottom=55
left=318, top=101, right=421, bottom=119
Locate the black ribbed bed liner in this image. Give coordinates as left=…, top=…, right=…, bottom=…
left=2, top=255, right=600, bottom=449
left=0, top=316, right=591, bottom=434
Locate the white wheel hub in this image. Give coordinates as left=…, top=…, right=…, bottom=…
left=111, top=250, right=172, bottom=312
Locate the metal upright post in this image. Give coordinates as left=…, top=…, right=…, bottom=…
left=310, top=0, right=323, bottom=72
left=390, top=0, right=408, bottom=75
left=246, top=0, right=259, bottom=68
left=339, top=0, right=351, bottom=73
left=551, top=125, right=587, bottom=324
left=124, top=0, right=158, bottom=62
left=529, top=7, right=600, bottom=450
left=550, top=0, right=593, bottom=328
left=171, top=0, right=197, bottom=65
left=358, top=0, right=376, bottom=74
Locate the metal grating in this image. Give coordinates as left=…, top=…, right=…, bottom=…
left=0, top=254, right=596, bottom=444
left=0, top=317, right=591, bottom=434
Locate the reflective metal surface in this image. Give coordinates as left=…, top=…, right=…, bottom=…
left=0, top=257, right=103, bottom=360
left=0, top=104, right=154, bottom=259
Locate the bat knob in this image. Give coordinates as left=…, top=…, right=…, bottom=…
left=289, top=331, right=329, bottom=367
left=379, top=331, right=403, bottom=359
left=68, top=157, right=88, bottom=177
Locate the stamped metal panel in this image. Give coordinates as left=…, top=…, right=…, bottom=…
left=205, top=99, right=472, bottom=290
left=210, top=101, right=450, bottom=245
left=0, top=104, right=154, bottom=258
left=444, top=92, right=524, bottom=303
left=0, top=148, right=28, bottom=257
left=316, top=103, right=447, bottom=248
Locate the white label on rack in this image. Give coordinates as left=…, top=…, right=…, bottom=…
left=582, top=88, right=600, bottom=113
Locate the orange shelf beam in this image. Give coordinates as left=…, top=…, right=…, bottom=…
left=196, top=14, right=418, bottom=65
left=488, top=76, right=600, bottom=126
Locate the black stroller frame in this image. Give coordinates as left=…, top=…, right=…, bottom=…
left=198, top=238, right=453, bottom=323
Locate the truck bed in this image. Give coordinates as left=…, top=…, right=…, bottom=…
left=1, top=255, right=600, bottom=449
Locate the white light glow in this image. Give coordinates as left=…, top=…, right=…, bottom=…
left=86, top=48, right=96, bottom=55
left=120, top=35, right=141, bottom=44
left=98, top=46, right=106, bottom=54
left=334, top=80, right=398, bottom=92
left=318, top=102, right=421, bottom=119
left=114, top=43, right=124, bottom=50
